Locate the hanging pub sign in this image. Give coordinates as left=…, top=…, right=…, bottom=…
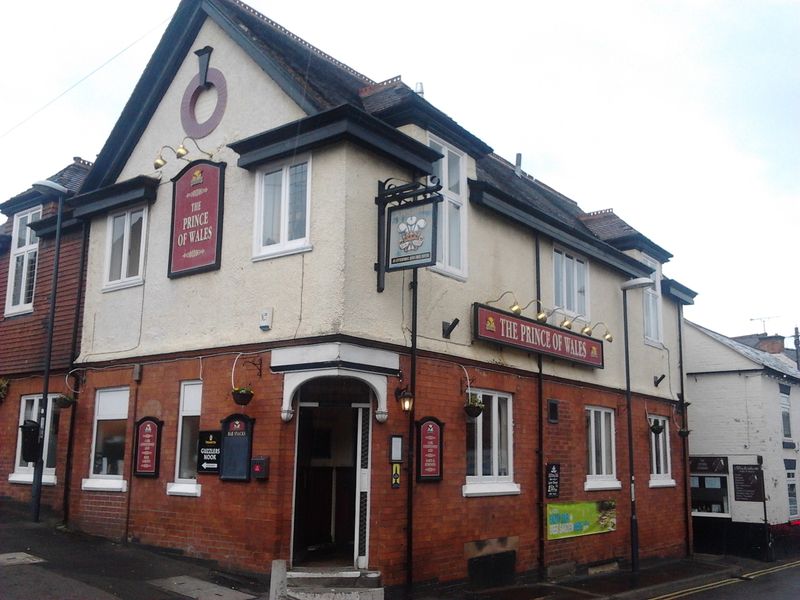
left=473, top=304, right=605, bottom=368
left=385, top=197, right=440, bottom=272
left=219, top=413, right=254, bottom=481
left=134, top=416, right=163, bottom=477
left=197, top=430, right=222, bottom=475
left=168, top=160, right=225, bottom=278
left=416, top=417, right=444, bottom=482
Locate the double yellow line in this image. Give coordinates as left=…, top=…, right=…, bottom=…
left=647, top=559, right=800, bottom=599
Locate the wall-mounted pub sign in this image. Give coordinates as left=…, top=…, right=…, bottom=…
left=416, top=417, right=444, bottom=482
left=134, top=416, right=163, bottom=477
left=732, top=464, right=765, bottom=502
left=219, top=414, right=254, bottom=481
left=168, top=160, right=225, bottom=278
left=197, top=430, right=221, bottom=475
left=473, top=304, right=605, bottom=368
left=546, top=463, right=561, bottom=499
left=386, top=198, right=440, bottom=272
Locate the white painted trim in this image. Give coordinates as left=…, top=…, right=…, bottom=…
left=462, top=481, right=521, bottom=497
left=8, top=473, right=57, bottom=486
left=252, top=243, right=312, bottom=262
left=4, top=205, right=42, bottom=316
left=81, top=478, right=128, bottom=492
left=584, top=478, right=622, bottom=491
left=648, top=478, right=676, bottom=488
left=166, top=482, right=202, bottom=497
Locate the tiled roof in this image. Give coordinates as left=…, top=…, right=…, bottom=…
left=1, top=157, right=92, bottom=213
left=580, top=208, right=672, bottom=262
left=688, top=321, right=800, bottom=382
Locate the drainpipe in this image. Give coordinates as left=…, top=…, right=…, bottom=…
left=534, top=234, right=546, bottom=576
left=406, top=268, right=418, bottom=596
left=677, top=305, right=692, bottom=557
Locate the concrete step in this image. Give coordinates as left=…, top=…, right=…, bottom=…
left=285, top=586, right=384, bottom=600
left=286, top=569, right=382, bottom=589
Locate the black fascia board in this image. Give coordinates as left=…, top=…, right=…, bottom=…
left=201, top=0, right=321, bottom=115
left=470, top=179, right=652, bottom=279
left=606, top=232, right=673, bottom=263
left=69, top=176, right=160, bottom=220
left=663, top=277, right=697, bottom=306
left=229, top=104, right=442, bottom=173
left=79, top=1, right=205, bottom=193
left=373, top=96, right=493, bottom=159
left=0, top=234, right=10, bottom=254
left=28, top=214, right=82, bottom=238
left=1, top=189, right=45, bottom=217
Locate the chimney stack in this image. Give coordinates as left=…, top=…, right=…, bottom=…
left=756, top=335, right=785, bottom=354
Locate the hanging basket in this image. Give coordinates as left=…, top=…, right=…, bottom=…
left=678, top=429, right=691, bottom=438
left=649, top=422, right=665, bottom=435
left=232, top=388, right=254, bottom=406
left=464, top=404, right=483, bottom=418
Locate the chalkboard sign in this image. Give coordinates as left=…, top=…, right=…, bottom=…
left=134, top=417, right=163, bottom=477
left=733, top=464, right=764, bottom=502
left=546, top=463, right=560, bottom=498
left=220, top=414, right=254, bottom=481
left=197, top=430, right=221, bottom=475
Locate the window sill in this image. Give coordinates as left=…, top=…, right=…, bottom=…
left=252, top=243, right=312, bottom=263
left=644, top=338, right=664, bottom=349
left=428, top=264, right=467, bottom=283
left=462, top=481, right=521, bottom=497
left=8, top=472, right=57, bottom=486
left=584, top=478, right=622, bottom=491
left=691, top=511, right=731, bottom=519
left=4, top=305, right=34, bottom=318
left=81, top=478, right=128, bottom=492
left=102, top=278, right=143, bottom=293
left=649, top=478, right=676, bottom=488
left=166, top=482, right=202, bottom=497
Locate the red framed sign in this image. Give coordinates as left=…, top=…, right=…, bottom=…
left=473, top=303, right=604, bottom=368
left=168, top=160, right=225, bottom=278
left=416, top=416, right=444, bottom=482
left=134, top=416, right=163, bottom=477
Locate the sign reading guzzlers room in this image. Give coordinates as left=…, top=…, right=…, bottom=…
left=473, top=304, right=604, bottom=368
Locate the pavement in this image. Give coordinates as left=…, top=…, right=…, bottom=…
left=0, top=497, right=786, bottom=600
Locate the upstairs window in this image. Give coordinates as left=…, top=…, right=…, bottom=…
left=781, top=384, right=792, bottom=439
left=430, top=136, right=466, bottom=278
left=554, top=248, right=587, bottom=316
left=254, top=156, right=311, bottom=260
left=641, top=254, right=662, bottom=343
left=105, top=206, right=146, bottom=290
left=5, top=206, right=41, bottom=315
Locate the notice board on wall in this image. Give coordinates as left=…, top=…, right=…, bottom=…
left=219, top=414, right=254, bottom=481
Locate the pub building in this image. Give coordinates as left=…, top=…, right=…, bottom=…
left=0, top=0, right=697, bottom=595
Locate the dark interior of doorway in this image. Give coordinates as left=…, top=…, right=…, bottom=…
left=293, top=379, right=362, bottom=566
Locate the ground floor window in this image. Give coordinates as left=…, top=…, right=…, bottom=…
left=691, top=475, right=729, bottom=515
left=463, top=390, right=519, bottom=497
left=649, top=415, right=675, bottom=487
left=168, top=381, right=202, bottom=497
left=82, top=387, right=129, bottom=492
left=9, top=394, right=59, bottom=485
left=585, top=406, right=620, bottom=490
left=787, top=459, right=798, bottom=519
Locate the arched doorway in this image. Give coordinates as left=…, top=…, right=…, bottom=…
left=292, top=376, right=373, bottom=567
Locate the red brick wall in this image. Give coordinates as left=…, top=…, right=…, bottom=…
left=64, top=349, right=688, bottom=584
left=0, top=225, right=85, bottom=375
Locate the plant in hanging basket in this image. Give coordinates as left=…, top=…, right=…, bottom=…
left=678, top=429, right=691, bottom=438
left=649, top=421, right=665, bottom=435
left=53, top=394, right=77, bottom=409
left=232, top=386, right=254, bottom=405
left=0, top=377, right=8, bottom=402
left=464, top=393, right=484, bottom=418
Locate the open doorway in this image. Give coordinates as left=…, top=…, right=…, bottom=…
left=292, top=377, right=371, bottom=567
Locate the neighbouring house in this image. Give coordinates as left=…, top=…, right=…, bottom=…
left=684, top=323, right=800, bottom=560
left=1, top=0, right=697, bottom=595
left=0, top=157, right=91, bottom=514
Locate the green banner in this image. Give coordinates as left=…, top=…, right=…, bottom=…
left=546, top=500, right=617, bottom=540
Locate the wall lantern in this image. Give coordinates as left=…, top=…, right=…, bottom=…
left=396, top=387, right=414, bottom=413
left=581, top=322, right=614, bottom=343
left=153, top=136, right=212, bottom=170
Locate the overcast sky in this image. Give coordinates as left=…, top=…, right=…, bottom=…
left=1, top=1, right=798, bottom=344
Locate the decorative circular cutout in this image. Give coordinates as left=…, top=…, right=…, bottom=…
left=180, top=68, right=228, bottom=139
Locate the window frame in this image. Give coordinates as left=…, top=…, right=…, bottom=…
left=690, top=474, right=730, bottom=517
left=553, top=247, right=589, bottom=318
left=9, top=394, right=59, bottom=486
left=4, top=205, right=42, bottom=316
left=585, top=405, right=621, bottom=491
left=82, top=387, right=129, bottom=492
left=103, top=205, right=147, bottom=291
left=167, top=380, right=203, bottom=497
left=788, top=466, right=798, bottom=520
left=781, top=386, right=792, bottom=440
left=641, top=254, right=663, bottom=344
left=428, top=134, right=467, bottom=280
left=648, top=415, right=675, bottom=487
left=463, top=389, right=519, bottom=497
left=252, top=154, right=312, bottom=261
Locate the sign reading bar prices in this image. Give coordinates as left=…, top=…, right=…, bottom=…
left=416, top=416, right=444, bottom=482
left=134, top=417, right=163, bottom=478
left=473, top=304, right=605, bottom=368
left=168, top=160, right=225, bottom=278
left=386, top=198, right=440, bottom=272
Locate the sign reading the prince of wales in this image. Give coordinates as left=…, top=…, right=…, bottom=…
left=473, top=304, right=604, bottom=368
left=168, top=160, right=225, bottom=278
left=547, top=501, right=617, bottom=540
left=386, top=198, right=439, bottom=272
